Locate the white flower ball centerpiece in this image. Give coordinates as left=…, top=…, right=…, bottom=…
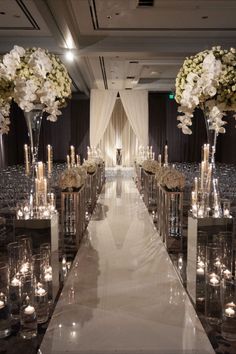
left=175, top=46, right=236, bottom=140
left=82, top=160, right=97, bottom=174
left=59, top=167, right=85, bottom=192
left=0, top=45, right=72, bottom=164
left=0, top=46, right=71, bottom=132
left=142, top=159, right=160, bottom=175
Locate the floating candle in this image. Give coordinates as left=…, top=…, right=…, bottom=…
left=209, top=275, right=220, bottom=286
left=44, top=273, right=52, bottom=282
left=24, top=305, right=35, bottom=315
left=225, top=306, right=235, bottom=317
left=197, top=267, right=204, bottom=275
left=35, top=287, right=46, bottom=296
left=11, top=277, right=21, bottom=287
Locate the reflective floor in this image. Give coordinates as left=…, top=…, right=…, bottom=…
left=40, top=171, right=214, bottom=354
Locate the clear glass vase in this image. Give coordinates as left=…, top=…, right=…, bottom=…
left=203, top=110, right=218, bottom=168
left=24, top=105, right=44, bottom=167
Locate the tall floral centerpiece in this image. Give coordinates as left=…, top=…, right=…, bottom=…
left=0, top=45, right=71, bottom=164
left=175, top=46, right=236, bottom=149
left=175, top=46, right=236, bottom=217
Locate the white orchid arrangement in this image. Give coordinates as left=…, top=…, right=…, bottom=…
left=175, top=46, right=236, bottom=135
left=0, top=45, right=72, bottom=133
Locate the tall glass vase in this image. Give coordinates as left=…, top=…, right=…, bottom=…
left=24, top=105, right=44, bottom=167
left=203, top=111, right=218, bottom=168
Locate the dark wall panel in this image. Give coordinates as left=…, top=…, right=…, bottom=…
left=1, top=92, right=235, bottom=168
left=149, top=92, right=236, bottom=164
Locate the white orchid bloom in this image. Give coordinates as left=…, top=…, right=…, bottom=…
left=28, top=48, right=52, bottom=78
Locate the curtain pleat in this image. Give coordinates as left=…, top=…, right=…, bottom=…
left=99, top=99, right=138, bottom=167
left=89, top=89, right=118, bottom=147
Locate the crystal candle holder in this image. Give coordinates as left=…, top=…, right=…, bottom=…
left=0, top=292, right=11, bottom=338
left=221, top=199, right=231, bottom=218
left=20, top=296, right=37, bottom=339
left=205, top=273, right=222, bottom=325
left=221, top=278, right=236, bottom=341
left=9, top=276, right=21, bottom=320
left=34, top=283, right=49, bottom=324
left=0, top=262, right=11, bottom=338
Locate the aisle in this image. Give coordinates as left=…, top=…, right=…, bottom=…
left=40, top=171, right=214, bottom=354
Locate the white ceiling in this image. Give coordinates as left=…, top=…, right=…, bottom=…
left=0, top=0, right=236, bottom=95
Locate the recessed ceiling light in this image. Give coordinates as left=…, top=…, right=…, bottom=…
left=202, top=16, right=208, bottom=19
left=0, top=12, right=6, bottom=15
left=115, top=12, right=120, bottom=16
left=151, top=71, right=158, bottom=75
left=65, top=51, right=74, bottom=62
left=107, top=15, right=112, bottom=19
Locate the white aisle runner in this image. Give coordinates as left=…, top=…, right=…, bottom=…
left=40, top=172, right=214, bottom=354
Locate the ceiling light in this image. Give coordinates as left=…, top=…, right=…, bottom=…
left=65, top=51, right=74, bottom=62
left=151, top=71, right=158, bottom=75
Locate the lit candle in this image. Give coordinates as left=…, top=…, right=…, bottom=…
left=223, top=269, right=232, bottom=279
left=225, top=306, right=235, bottom=317
left=194, top=177, right=198, bottom=193
left=35, top=178, right=39, bottom=205
left=198, top=207, right=204, bottom=218
left=191, top=191, right=197, bottom=205
left=44, top=273, right=52, bottom=282
left=209, top=274, right=220, bottom=286
left=67, top=155, right=70, bottom=168
left=37, top=162, right=44, bottom=179
left=20, top=263, right=29, bottom=274
left=224, top=209, right=230, bottom=217
left=47, top=145, right=52, bottom=175
left=35, top=287, right=46, bottom=297
left=76, top=154, right=80, bottom=166
left=43, top=178, right=47, bottom=203
left=0, top=300, right=5, bottom=309
left=11, top=277, right=21, bottom=287
left=198, top=260, right=205, bottom=268
left=158, top=154, right=162, bottom=166
left=200, top=161, right=205, bottom=190
left=203, top=144, right=207, bottom=162
left=70, top=145, right=75, bottom=165
left=24, top=305, right=35, bottom=315
left=197, top=267, right=204, bottom=275
left=206, top=143, right=209, bottom=162
left=24, top=144, right=30, bottom=175
left=152, top=152, right=155, bottom=160
left=164, top=145, right=168, bottom=165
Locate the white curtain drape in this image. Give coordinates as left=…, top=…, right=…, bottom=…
left=99, top=99, right=138, bottom=167
left=119, top=90, right=148, bottom=146
left=90, top=89, right=118, bottom=147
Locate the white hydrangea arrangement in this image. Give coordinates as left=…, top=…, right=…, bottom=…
left=157, top=167, right=185, bottom=191
left=89, top=157, right=104, bottom=166
left=0, top=45, right=72, bottom=133
left=175, top=46, right=236, bottom=135
left=83, top=160, right=97, bottom=174
left=142, top=159, right=160, bottom=174
left=58, top=167, right=83, bottom=191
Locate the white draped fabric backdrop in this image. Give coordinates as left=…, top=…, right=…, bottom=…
left=90, top=89, right=148, bottom=167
